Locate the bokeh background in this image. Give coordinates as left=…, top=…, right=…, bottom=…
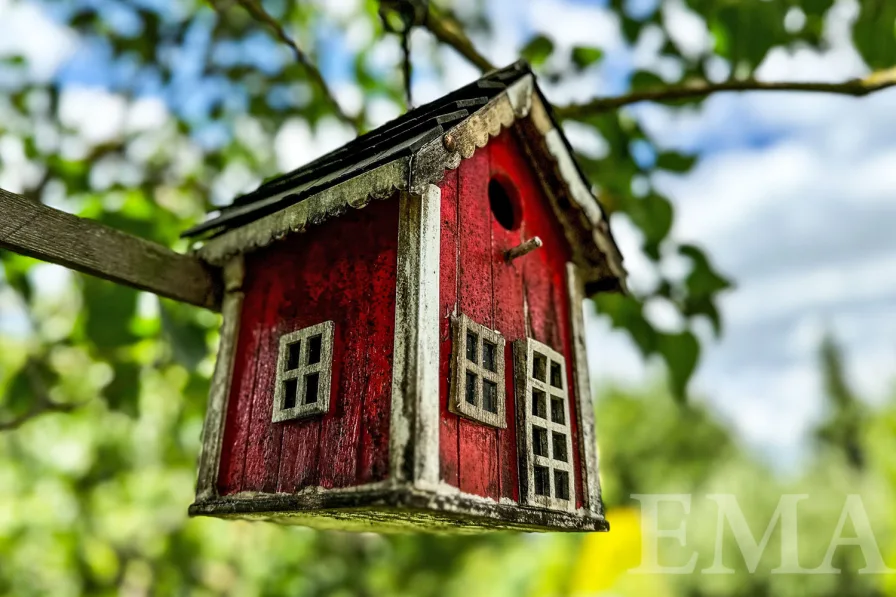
left=1, top=0, right=895, bottom=595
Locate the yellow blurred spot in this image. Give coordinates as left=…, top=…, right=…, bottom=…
left=571, top=507, right=643, bottom=593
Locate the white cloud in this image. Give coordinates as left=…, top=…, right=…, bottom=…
left=58, top=87, right=127, bottom=144
left=0, top=1, right=76, bottom=81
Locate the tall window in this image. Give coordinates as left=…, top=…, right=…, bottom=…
left=271, top=321, right=335, bottom=422
left=514, top=338, right=574, bottom=511
left=449, top=314, right=506, bottom=428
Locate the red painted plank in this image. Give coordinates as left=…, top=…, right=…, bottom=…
left=243, top=270, right=289, bottom=492
left=488, top=137, right=528, bottom=502
left=490, top=130, right=585, bottom=508
left=357, top=222, right=400, bottom=484
left=217, top=268, right=270, bottom=495
left=318, top=201, right=399, bottom=488
left=457, top=148, right=500, bottom=499
left=438, top=168, right=461, bottom=487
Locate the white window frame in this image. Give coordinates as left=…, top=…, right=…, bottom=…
left=513, top=338, right=575, bottom=512
left=449, top=314, right=507, bottom=428
left=271, top=321, right=335, bottom=422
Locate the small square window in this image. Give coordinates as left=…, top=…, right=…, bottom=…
left=308, top=335, right=322, bottom=365
left=533, top=353, right=547, bottom=382
left=272, top=321, right=335, bottom=422
left=284, top=378, right=299, bottom=409
left=483, top=380, right=498, bottom=413
left=550, top=396, right=565, bottom=424
left=450, top=314, right=506, bottom=428
left=532, top=388, right=547, bottom=419
left=534, top=466, right=550, bottom=496
left=465, top=371, right=477, bottom=405
left=533, top=426, right=548, bottom=457
left=305, top=372, right=320, bottom=404
left=552, top=431, right=567, bottom=462
left=286, top=341, right=302, bottom=371
left=482, top=341, right=497, bottom=372
left=466, top=331, right=478, bottom=363
left=550, top=361, right=563, bottom=389
left=554, top=470, right=570, bottom=500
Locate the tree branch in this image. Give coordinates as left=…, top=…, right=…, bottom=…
left=422, top=4, right=494, bottom=73
left=556, top=68, right=896, bottom=118
left=217, top=0, right=363, bottom=132
left=0, top=357, right=81, bottom=432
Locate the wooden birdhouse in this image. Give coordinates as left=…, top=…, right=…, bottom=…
left=184, top=61, right=626, bottom=532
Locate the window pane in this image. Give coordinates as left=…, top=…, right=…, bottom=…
left=482, top=341, right=496, bottom=372
left=304, top=372, right=320, bottom=404
left=532, top=388, right=546, bottom=419
left=533, top=353, right=547, bottom=382
left=552, top=432, right=567, bottom=462
left=550, top=397, right=565, bottom=424
left=534, top=466, right=550, bottom=496
left=465, top=371, right=477, bottom=405
left=308, top=334, right=322, bottom=365
left=465, top=332, right=478, bottom=363
left=533, top=426, right=548, bottom=457
left=286, top=341, right=302, bottom=371
left=284, top=378, right=299, bottom=409
left=483, top=380, right=498, bottom=413
left=550, top=361, right=562, bottom=388
left=554, top=470, right=570, bottom=500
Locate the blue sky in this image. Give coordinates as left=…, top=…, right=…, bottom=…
left=1, top=0, right=894, bottom=472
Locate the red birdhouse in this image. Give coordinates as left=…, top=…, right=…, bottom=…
left=184, top=61, right=626, bottom=532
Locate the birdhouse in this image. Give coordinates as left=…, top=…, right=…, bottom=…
left=184, top=61, right=626, bottom=532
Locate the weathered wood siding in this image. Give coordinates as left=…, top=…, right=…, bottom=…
left=439, top=129, right=585, bottom=508
left=217, top=199, right=399, bottom=495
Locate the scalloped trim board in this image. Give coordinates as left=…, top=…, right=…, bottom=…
left=192, top=75, right=626, bottom=290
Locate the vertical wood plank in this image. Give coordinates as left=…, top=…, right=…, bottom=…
left=357, top=223, right=400, bottom=484
left=488, top=139, right=528, bottom=503
left=438, top=169, right=461, bottom=488
left=216, top=267, right=269, bottom=495
left=243, top=270, right=290, bottom=492
left=491, top=130, right=586, bottom=508
left=457, top=149, right=500, bottom=499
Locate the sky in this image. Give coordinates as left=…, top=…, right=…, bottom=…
left=0, top=0, right=893, bottom=471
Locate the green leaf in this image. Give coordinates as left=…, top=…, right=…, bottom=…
left=570, top=46, right=603, bottom=70
left=680, top=244, right=732, bottom=297
left=594, top=293, right=657, bottom=355
left=630, top=70, right=665, bottom=91
left=102, top=361, right=141, bottom=417
left=520, top=35, right=555, bottom=67
left=853, top=1, right=896, bottom=70
left=82, top=278, right=139, bottom=355
left=679, top=244, right=732, bottom=335
left=657, top=331, right=700, bottom=402
left=160, top=300, right=208, bottom=370
left=656, top=151, right=697, bottom=173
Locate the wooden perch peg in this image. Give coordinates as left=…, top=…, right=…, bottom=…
left=505, top=236, right=542, bottom=262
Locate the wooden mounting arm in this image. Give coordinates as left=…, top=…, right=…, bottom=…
left=0, top=188, right=221, bottom=310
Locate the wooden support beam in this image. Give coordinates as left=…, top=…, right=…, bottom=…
left=0, top=188, right=221, bottom=310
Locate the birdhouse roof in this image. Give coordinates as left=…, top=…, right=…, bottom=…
left=185, top=61, right=626, bottom=291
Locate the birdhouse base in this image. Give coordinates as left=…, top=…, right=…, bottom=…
left=189, top=484, right=609, bottom=533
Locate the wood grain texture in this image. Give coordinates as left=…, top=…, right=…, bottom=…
left=437, top=169, right=461, bottom=488
left=456, top=148, right=500, bottom=500
left=196, top=257, right=244, bottom=500
left=488, top=140, right=527, bottom=503
left=0, top=187, right=221, bottom=309
left=490, top=131, right=586, bottom=509
left=217, top=200, right=398, bottom=494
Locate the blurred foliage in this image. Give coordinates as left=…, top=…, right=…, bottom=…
left=2, top=327, right=896, bottom=595
left=1, top=0, right=895, bottom=594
